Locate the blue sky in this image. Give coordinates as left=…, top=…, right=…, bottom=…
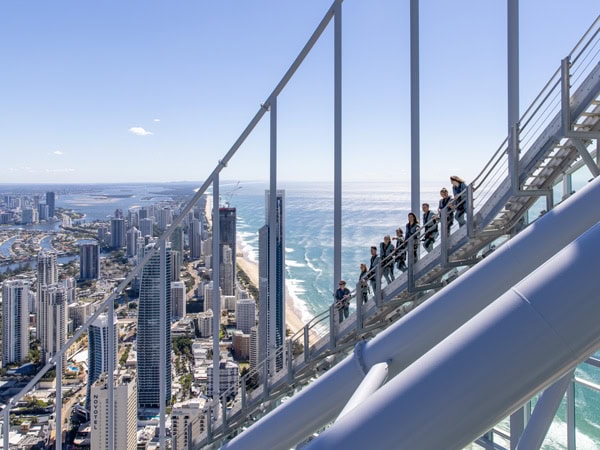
left=0, top=1, right=598, bottom=184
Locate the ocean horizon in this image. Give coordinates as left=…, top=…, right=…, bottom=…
left=1, top=180, right=599, bottom=449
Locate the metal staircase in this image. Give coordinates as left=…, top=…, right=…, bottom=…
left=199, top=14, right=600, bottom=449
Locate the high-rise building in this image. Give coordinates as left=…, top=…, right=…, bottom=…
left=171, top=281, right=186, bottom=320
left=171, top=399, right=207, bottom=450
left=232, top=330, right=250, bottom=362
left=90, top=371, right=137, bottom=450
left=114, top=208, right=123, bottom=219
left=126, top=227, right=141, bottom=258
left=137, top=243, right=172, bottom=409
left=79, top=242, right=100, bottom=280
left=110, top=218, right=126, bottom=249
left=68, top=301, right=94, bottom=330
left=189, top=219, right=202, bottom=260
left=128, top=209, right=139, bottom=228
left=170, top=226, right=185, bottom=255
left=171, top=250, right=182, bottom=281
left=158, top=207, right=172, bottom=231
left=87, top=313, right=118, bottom=409
left=258, top=190, right=286, bottom=374
left=37, top=284, right=67, bottom=364
left=97, top=226, right=109, bottom=246
left=220, top=245, right=234, bottom=296
left=250, top=326, right=259, bottom=372
left=37, top=251, right=58, bottom=288
left=2, top=280, right=31, bottom=367
left=207, top=360, right=239, bottom=398
left=197, top=310, right=213, bottom=338
left=236, top=298, right=256, bottom=334
left=219, top=207, right=236, bottom=294
left=21, top=208, right=38, bottom=224
left=139, top=218, right=154, bottom=239
left=46, top=191, right=55, bottom=217
left=38, top=203, right=49, bottom=221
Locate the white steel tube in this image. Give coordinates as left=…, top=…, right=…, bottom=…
left=336, top=362, right=388, bottom=422
left=223, top=175, right=600, bottom=450
left=159, top=241, right=166, bottom=447
left=108, top=304, right=115, bottom=450
left=306, top=222, right=600, bottom=450
left=515, top=370, right=574, bottom=450
left=56, top=355, right=62, bottom=449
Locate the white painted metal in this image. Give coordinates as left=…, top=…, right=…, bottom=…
left=212, top=175, right=220, bottom=407
left=222, top=175, right=600, bottom=450
left=336, top=362, right=388, bottom=422
left=159, top=240, right=166, bottom=447
left=516, top=370, right=574, bottom=450
left=333, top=0, right=342, bottom=291
left=56, top=354, right=62, bottom=450
left=305, top=222, right=600, bottom=450
left=410, top=0, right=420, bottom=215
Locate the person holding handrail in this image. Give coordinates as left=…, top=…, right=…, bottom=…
left=438, top=187, right=454, bottom=234
left=368, top=245, right=380, bottom=292
left=334, top=280, right=351, bottom=323
left=392, top=227, right=407, bottom=272
left=450, top=175, right=468, bottom=227
left=421, top=203, right=438, bottom=253
left=379, top=234, right=395, bottom=284
left=405, top=212, right=420, bottom=261
left=358, top=263, right=369, bottom=304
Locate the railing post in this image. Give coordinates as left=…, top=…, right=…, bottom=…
left=567, top=378, right=576, bottom=449
left=561, top=57, right=572, bottom=134
left=222, top=396, right=228, bottom=434
left=56, top=355, right=62, bottom=450
left=440, top=208, right=449, bottom=267
left=241, top=376, right=247, bottom=412
left=262, top=361, right=269, bottom=401
left=407, top=236, right=415, bottom=292
left=207, top=403, right=213, bottom=441
left=303, top=324, right=310, bottom=363
left=510, top=123, right=520, bottom=194
left=467, top=184, right=474, bottom=238
left=375, top=263, right=382, bottom=307
left=355, top=282, right=363, bottom=332
left=3, top=402, right=8, bottom=450
left=287, top=339, right=294, bottom=385
left=329, top=304, right=337, bottom=349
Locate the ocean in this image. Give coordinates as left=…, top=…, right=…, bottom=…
left=1, top=180, right=598, bottom=448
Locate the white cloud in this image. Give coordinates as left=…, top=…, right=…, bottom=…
left=153, top=118, right=160, bottom=123
left=129, top=127, right=153, bottom=136
left=45, top=168, right=75, bottom=174
left=53, top=150, right=64, bottom=156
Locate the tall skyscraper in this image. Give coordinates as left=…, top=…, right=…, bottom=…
left=126, top=227, right=141, bottom=258
left=110, top=218, right=126, bottom=249
left=189, top=219, right=202, bottom=260
left=139, top=218, right=154, bottom=238
left=87, top=313, right=118, bottom=409
left=79, top=242, right=100, bottom=280
left=90, top=371, right=137, bottom=450
left=37, top=284, right=67, bottom=364
left=46, top=191, right=55, bottom=217
left=170, top=226, right=185, bottom=255
left=2, top=280, right=31, bottom=367
left=37, top=250, right=58, bottom=288
left=158, top=207, right=172, bottom=231
left=219, top=207, right=236, bottom=294
left=171, top=281, right=186, bottom=320
left=137, top=243, right=172, bottom=409
left=258, top=190, right=285, bottom=374
left=236, top=298, right=256, bottom=334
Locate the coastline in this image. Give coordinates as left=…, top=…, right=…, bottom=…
left=236, top=255, right=307, bottom=337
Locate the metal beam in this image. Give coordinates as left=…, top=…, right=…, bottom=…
left=269, top=96, right=278, bottom=376
left=333, top=0, right=342, bottom=292
left=410, top=0, right=420, bottom=215
left=336, top=362, right=388, bottom=422
left=159, top=240, right=167, bottom=448
left=212, top=175, right=221, bottom=407
left=571, top=138, right=600, bottom=177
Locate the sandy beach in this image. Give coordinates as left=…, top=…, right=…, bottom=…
left=236, top=256, right=307, bottom=336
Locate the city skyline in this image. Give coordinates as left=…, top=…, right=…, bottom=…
left=1, top=1, right=598, bottom=184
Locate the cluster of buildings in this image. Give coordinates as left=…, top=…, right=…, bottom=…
left=0, top=192, right=55, bottom=225
left=0, top=188, right=289, bottom=449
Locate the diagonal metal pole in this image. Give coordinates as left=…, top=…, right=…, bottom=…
left=410, top=0, right=420, bottom=216
left=269, top=96, right=278, bottom=375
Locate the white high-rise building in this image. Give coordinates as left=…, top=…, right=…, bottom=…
left=236, top=298, right=256, bottom=334
left=68, top=301, right=94, bottom=330
left=171, top=399, right=207, bottom=450
left=2, top=280, right=31, bottom=367
left=90, top=372, right=137, bottom=450
left=197, top=310, right=213, bottom=338
left=203, top=281, right=221, bottom=313
left=37, top=284, right=67, bottom=365
left=87, top=313, right=118, bottom=409
left=207, top=360, right=239, bottom=398
left=37, top=250, right=58, bottom=288
left=126, top=226, right=141, bottom=258
left=158, top=207, right=172, bottom=231
left=171, top=281, right=186, bottom=320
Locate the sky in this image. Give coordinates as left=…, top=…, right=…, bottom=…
left=0, top=1, right=598, bottom=185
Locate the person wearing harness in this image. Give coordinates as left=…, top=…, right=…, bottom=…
left=450, top=175, right=467, bottom=227
left=405, top=212, right=420, bottom=261
left=393, top=227, right=407, bottom=272
left=438, top=187, right=454, bottom=234
left=334, top=280, right=351, bottom=323
left=368, top=245, right=380, bottom=292
left=421, top=203, right=439, bottom=253
left=380, top=234, right=395, bottom=284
